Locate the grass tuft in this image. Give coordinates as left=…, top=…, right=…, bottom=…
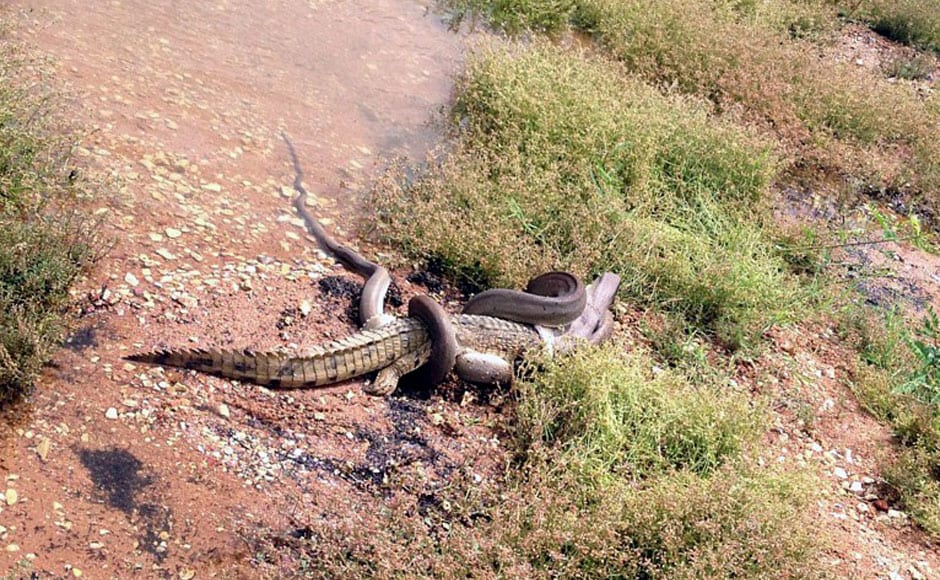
left=0, top=20, right=103, bottom=401
left=852, top=0, right=940, bottom=52
left=843, top=305, right=940, bottom=537
left=513, top=345, right=761, bottom=480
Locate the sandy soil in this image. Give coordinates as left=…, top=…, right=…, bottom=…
left=1, top=2, right=940, bottom=578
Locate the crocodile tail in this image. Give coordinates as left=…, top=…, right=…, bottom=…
left=125, top=318, right=431, bottom=389
left=125, top=347, right=305, bottom=388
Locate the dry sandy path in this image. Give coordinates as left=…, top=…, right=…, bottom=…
left=1, top=1, right=478, bottom=576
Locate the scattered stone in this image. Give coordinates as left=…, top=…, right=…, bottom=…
left=833, top=467, right=848, bottom=479
left=5, top=488, right=17, bottom=506
left=124, top=272, right=139, bottom=287
left=165, top=227, right=182, bottom=239
left=105, top=407, right=119, bottom=420
left=36, top=437, right=51, bottom=461
left=218, top=403, right=231, bottom=419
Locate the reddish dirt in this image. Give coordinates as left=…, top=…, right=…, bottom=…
left=2, top=3, right=940, bottom=579
left=2, top=1, right=484, bottom=577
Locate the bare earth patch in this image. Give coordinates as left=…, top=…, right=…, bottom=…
left=1, top=1, right=940, bottom=578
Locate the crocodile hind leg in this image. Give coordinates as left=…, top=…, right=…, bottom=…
left=365, top=342, right=431, bottom=396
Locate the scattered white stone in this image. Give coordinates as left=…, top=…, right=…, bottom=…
left=5, top=488, right=18, bottom=506
left=218, top=403, right=231, bottom=419
left=105, top=407, right=119, bottom=420
left=124, top=272, right=139, bottom=287
left=849, top=481, right=864, bottom=493
left=165, top=227, right=182, bottom=239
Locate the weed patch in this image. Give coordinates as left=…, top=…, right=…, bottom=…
left=513, top=346, right=760, bottom=480
left=847, top=0, right=940, bottom=52
left=0, top=21, right=103, bottom=401
left=444, top=0, right=940, bottom=215
left=844, top=304, right=940, bottom=537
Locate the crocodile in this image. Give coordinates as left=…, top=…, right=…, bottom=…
left=126, top=312, right=544, bottom=395
left=127, top=271, right=620, bottom=395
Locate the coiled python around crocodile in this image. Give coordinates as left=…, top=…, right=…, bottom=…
left=127, top=134, right=620, bottom=395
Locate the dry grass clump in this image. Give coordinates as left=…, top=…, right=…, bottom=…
left=842, top=306, right=940, bottom=538
left=848, top=0, right=940, bottom=52
left=371, top=41, right=798, bottom=347
left=576, top=0, right=937, bottom=187
left=0, top=23, right=103, bottom=401
left=513, top=345, right=761, bottom=480
left=445, top=0, right=940, bottom=211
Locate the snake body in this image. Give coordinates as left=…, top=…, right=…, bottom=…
left=282, top=133, right=593, bottom=387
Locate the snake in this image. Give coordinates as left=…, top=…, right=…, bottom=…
left=281, top=132, right=588, bottom=386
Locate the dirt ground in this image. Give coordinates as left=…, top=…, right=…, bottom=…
left=2, top=1, right=940, bottom=578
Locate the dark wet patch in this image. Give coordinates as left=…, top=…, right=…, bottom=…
left=78, top=448, right=151, bottom=513
left=273, top=398, right=449, bottom=496
left=416, top=492, right=441, bottom=517
left=385, top=280, right=404, bottom=308
left=318, top=275, right=361, bottom=299
left=77, top=448, right=173, bottom=561
left=318, top=275, right=403, bottom=323
left=64, top=325, right=98, bottom=351
left=407, top=269, right=445, bottom=295
left=423, top=255, right=487, bottom=297
left=845, top=246, right=930, bottom=312
left=318, top=276, right=366, bottom=323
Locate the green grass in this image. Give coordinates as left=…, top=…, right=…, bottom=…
left=443, top=0, right=940, bottom=209
left=842, top=305, right=940, bottom=537
left=0, top=21, right=102, bottom=401
left=371, top=41, right=801, bottom=348
left=513, top=346, right=761, bottom=481
left=846, top=0, right=940, bottom=52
